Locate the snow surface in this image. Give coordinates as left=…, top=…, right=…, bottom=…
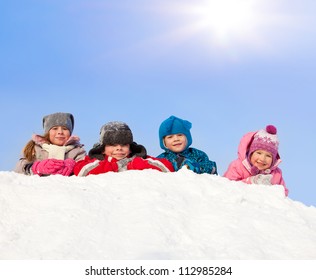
left=1, top=169, right=316, bottom=260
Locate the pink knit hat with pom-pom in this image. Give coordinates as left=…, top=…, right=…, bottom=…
left=248, top=125, right=279, bottom=163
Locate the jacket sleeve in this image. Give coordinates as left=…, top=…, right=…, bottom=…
left=127, top=156, right=174, bottom=172
left=157, top=152, right=179, bottom=171
left=14, top=158, right=34, bottom=175
left=281, top=180, right=289, bottom=197
left=73, top=156, right=118, bottom=176
left=223, top=159, right=249, bottom=183
left=188, top=149, right=217, bottom=175
left=72, top=147, right=87, bottom=162
left=271, top=168, right=289, bottom=196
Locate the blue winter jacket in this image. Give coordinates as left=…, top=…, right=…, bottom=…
left=157, top=148, right=217, bottom=175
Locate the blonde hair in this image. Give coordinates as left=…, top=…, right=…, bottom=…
left=22, top=133, right=51, bottom=162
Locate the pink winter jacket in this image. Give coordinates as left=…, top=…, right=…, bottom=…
left=223, top=131, right=289, bottom=196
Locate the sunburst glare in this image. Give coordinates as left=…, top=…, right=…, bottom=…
left=145, top=0, right=292, bottom=57
left=189, top=0, right=257, bottom=41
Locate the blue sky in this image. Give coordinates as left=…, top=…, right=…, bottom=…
left=1, top=0, right=315, bottom=206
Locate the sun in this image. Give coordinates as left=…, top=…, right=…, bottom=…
left=133, top=1, right=291, bottom=59
left=192, top=0, right=257, bottom=40
left=151, top=0, right=279, bottom=51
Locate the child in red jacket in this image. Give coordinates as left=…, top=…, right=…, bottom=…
left=74, top=121, right=174, bottom=176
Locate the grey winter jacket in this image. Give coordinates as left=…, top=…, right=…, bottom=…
left=14, top=135, right=86, bottom=175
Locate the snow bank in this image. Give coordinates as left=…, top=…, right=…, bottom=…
left=1, top=169, right=315, bottom=260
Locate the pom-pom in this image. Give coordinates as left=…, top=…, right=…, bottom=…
left=266, top=125, right=277, bottom=135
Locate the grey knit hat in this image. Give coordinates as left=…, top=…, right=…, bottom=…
left=99, top=121, right=133, bottom=145
left=43, top=112, right=74, bottom=134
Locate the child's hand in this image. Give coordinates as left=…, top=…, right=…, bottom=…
left=182, top=159, right=200, bottom=172
left=56, top=158, right=76, bottom=176
left=250, top=174, right=273, bottom=185
left=31, top=159, right=65, bottom=176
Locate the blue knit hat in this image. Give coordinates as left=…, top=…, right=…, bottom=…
left=159, top=115, right=192, bottom=150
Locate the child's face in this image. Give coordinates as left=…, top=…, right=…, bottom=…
left=250, top=149, right=273, bottom=170
left=163, top=133, right=187, bottom=153
left=49, top=126, right=71, bottom=146
left=104, top=144, right=131, bottom=160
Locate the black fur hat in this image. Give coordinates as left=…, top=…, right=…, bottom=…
left=100, top=121, right=133, bottom=146
left=88, top=121, right=147, bottom=160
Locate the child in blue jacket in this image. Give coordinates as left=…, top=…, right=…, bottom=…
left=157, top=115, right=217, bottom=175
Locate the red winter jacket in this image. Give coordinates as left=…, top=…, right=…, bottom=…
left=74, top=154, right=174, bottom=176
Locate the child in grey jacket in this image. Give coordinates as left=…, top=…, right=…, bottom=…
left=14, top=112, right=86, bottom=176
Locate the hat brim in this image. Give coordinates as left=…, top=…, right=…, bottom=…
left=130, top=142, right=147, bottom=159
left=88, top=144, right=105, bottom=160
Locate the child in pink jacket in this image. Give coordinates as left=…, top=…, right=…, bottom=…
left=223, top=125, right=288, bottom=196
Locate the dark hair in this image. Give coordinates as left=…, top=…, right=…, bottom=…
left=88, top=142, right=147, bottom=160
